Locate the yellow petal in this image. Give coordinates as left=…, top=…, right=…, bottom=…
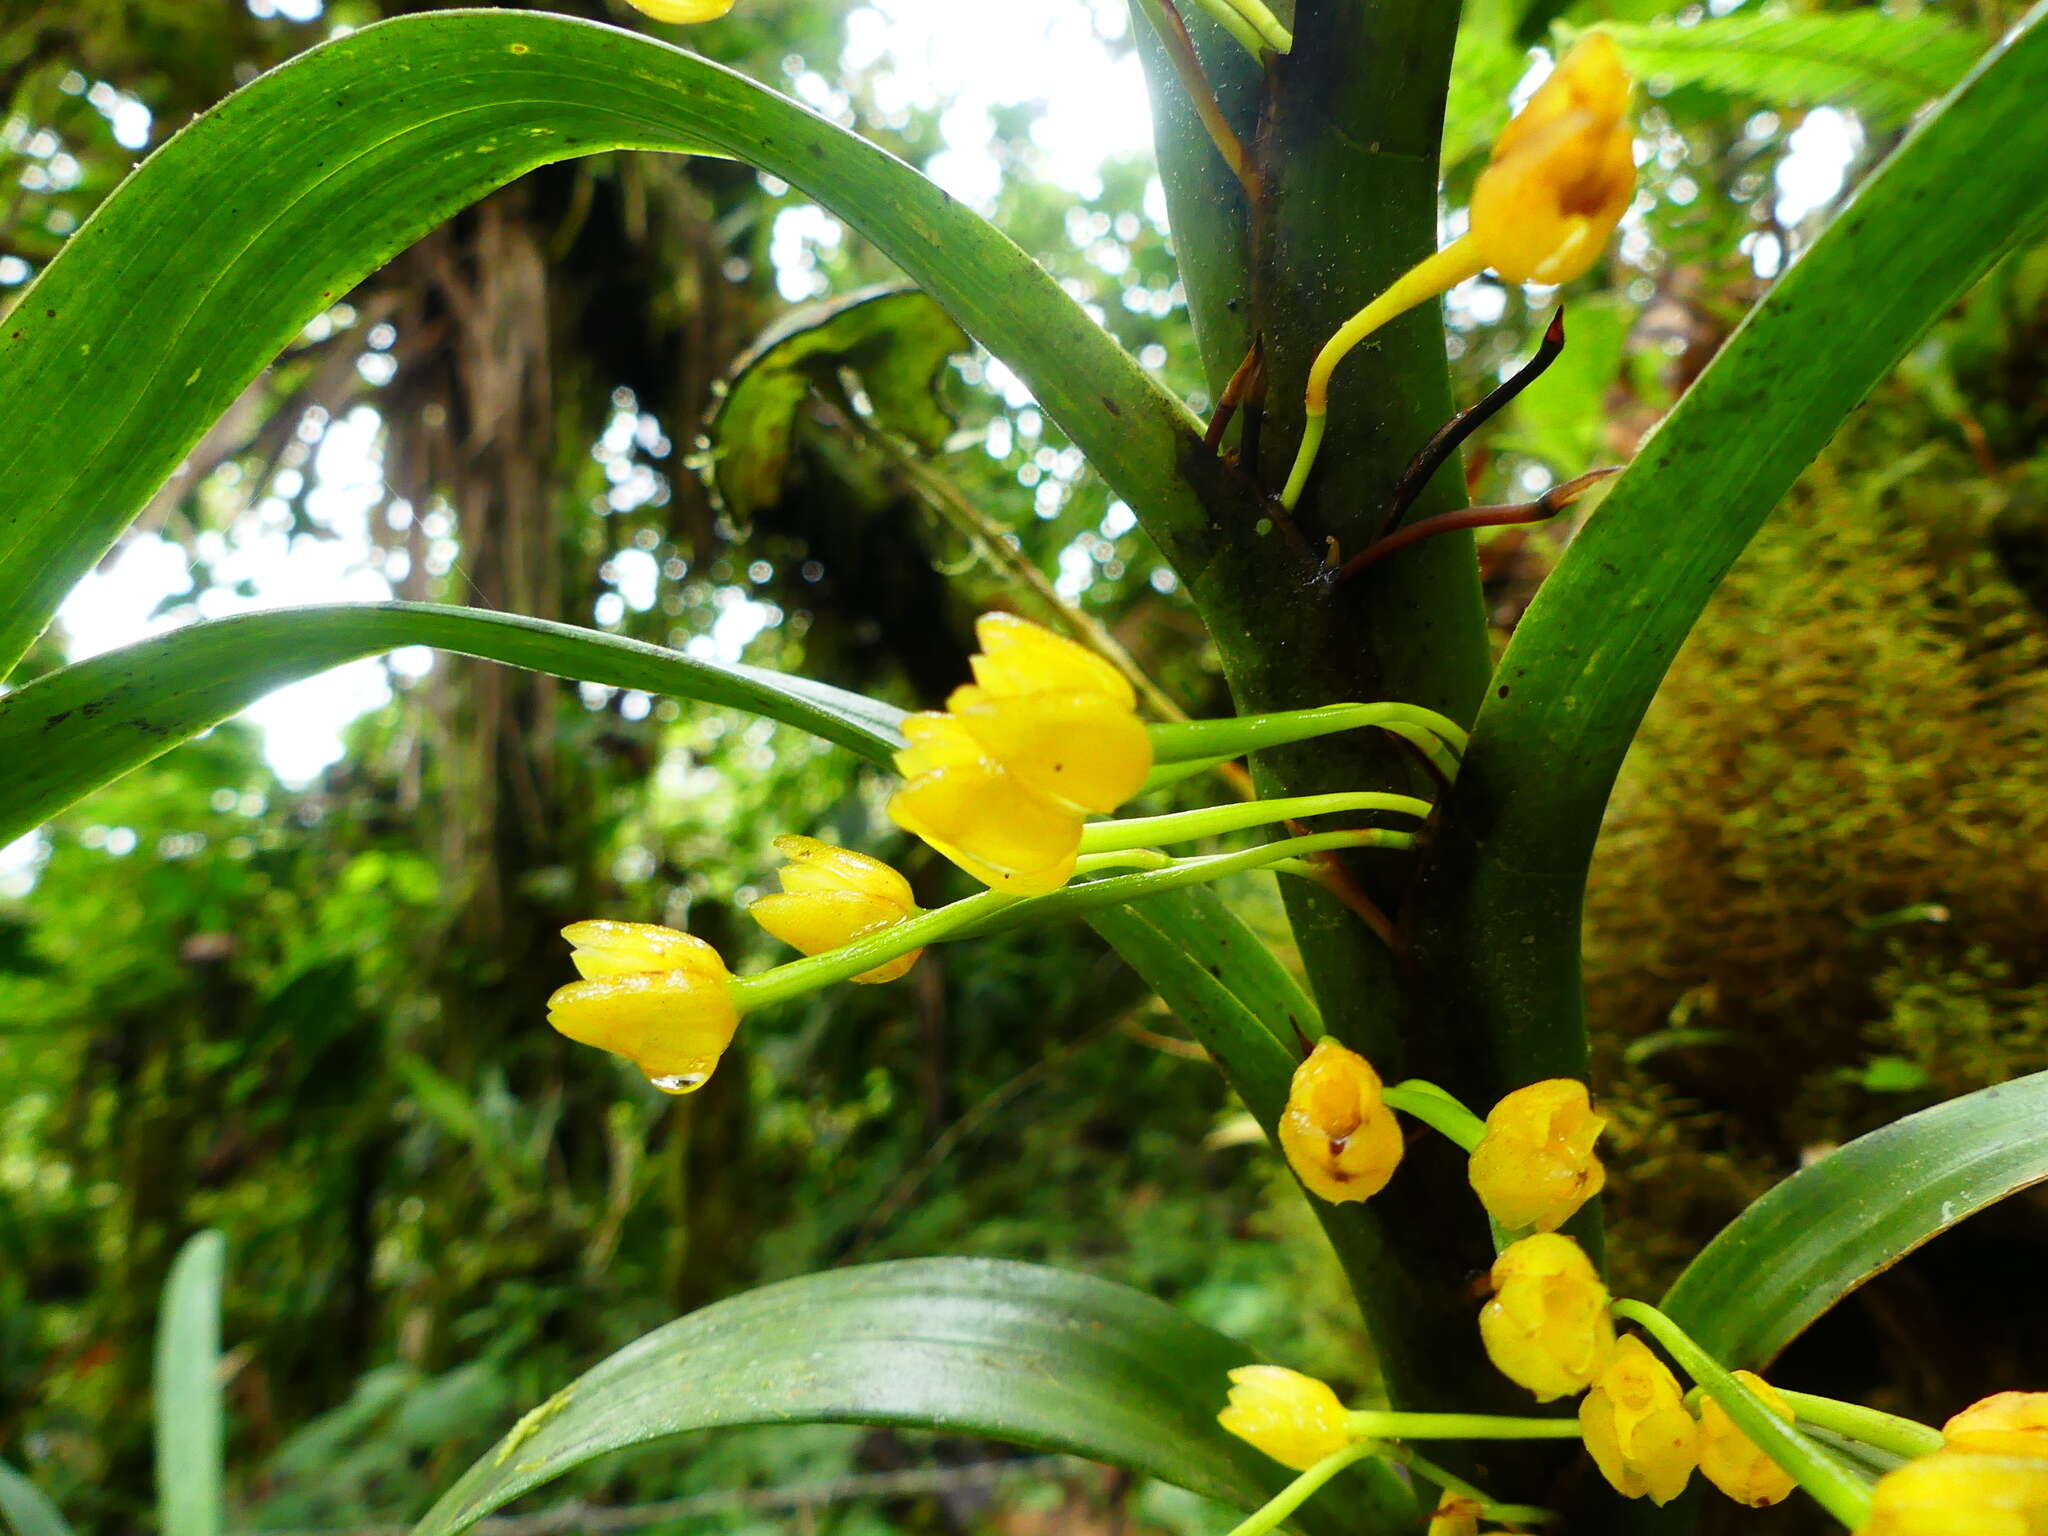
left=968, top=612, right=1135, bottom=706
left=1479, top=1233, right=1617, bottom=1401
left=562, top=919, right=727, bottom=980
left=1865, top=1452, right=2048, bottom=1536
left=771, top=833, right=917, bottom=910
left=546, top=969, right=739, bottom=1092
left=749, top=889, right=922, bottom=983
left=893, top=710, right=986, bottom=779
left=887, top=762, right=1084, bottom=891
left=1468, top=1077, right=1608, bottom=1233
left=623, top=0, right=736, bottom=21
left=949, top=687, right=1154, bottom=814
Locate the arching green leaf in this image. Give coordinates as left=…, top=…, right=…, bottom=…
left=412, top=1258, right=1416, bottom=1536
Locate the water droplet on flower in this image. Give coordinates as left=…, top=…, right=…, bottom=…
left=648, top=1071, right=709, bottom=1094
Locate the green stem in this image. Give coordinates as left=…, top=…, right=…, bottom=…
left=1388, top=1445, right=1558, bottom=1524
left=1140, top=753, right=1239, bottom=793
left=1777, top=1390, right=1945, bottom=1461
left=1612, top=1301, right=1874, bottom=1530
left=1221, top=1440, right=1381, bottom=1536
left=1382, top=1080, right=1486, bottom=1152
left=1178, top=0, right=1265, bottom=56
left=1221, top=0, right=1292, bottom=51
left=742, top=831, right=1409, bottom=1007
left=1080, top=791, right=1434, bottom=854
left=1150, top=702, right=1469, bottom=764
left=734, top=887, right=1017, bottom=1008
left=958, top=830, right=1413, bottom=940
left=1342, top=1410, right=1580, bottom=1441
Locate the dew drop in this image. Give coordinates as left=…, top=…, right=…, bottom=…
left=649, top=1071, right=709, bottom=1095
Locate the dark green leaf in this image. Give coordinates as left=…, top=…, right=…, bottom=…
left=1662, top=1072, right=2048, bottom=1366
left=156, top=1231, right=226, bottom=1536
left=0, top=602, right=905, bottom=848
left=412, top=1258, right=1415, bottom=1536
left=0, top=10, right=1209, bottom=681
left=707, top=284, right=969, bottom=519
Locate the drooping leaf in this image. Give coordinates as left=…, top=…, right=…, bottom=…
left=0, top=10, right=1208, bottom=682
left=411, top=1258, right=1416, bottom=1536
left=0, top=602, right=906, bottom=849
left=707, top=284, right=969, bottom=519
left=1661, top=1071, right=2048, bottom=1367
left=155, top=1231, right=227, bottom=1536
left=0, top=1464, right=74, bottom=1536
left=1598, top=11, right=1984, bottom=127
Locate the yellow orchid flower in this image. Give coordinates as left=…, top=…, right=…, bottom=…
left=1862, top=1451, right=2048, bottom=1535
left=1945, top=1393, right=2048, bottom=1458
left=547, top=920, right=739, bottom=1094
left=1217, top=1365, right=1353, bottom=1471
left=1277, top=1038, right=1404, bottom=1204
left=1697, top=1370, right=1798, bottom=1508
left=887, top=614, right=1150, bottom=895
left=1478, top=1233, right=1617, bottom=1402
left=749, top=834, right=924, bottom=983
left=1579, top=1334, right=1699, bottom=1505
left=1467, top=1077, right=1608, bottom=1233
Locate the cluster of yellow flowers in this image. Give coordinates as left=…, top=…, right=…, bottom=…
left=1226, top=1037, right=2048, bottom=1528
left=544, top=614, right=1160, bottom=1093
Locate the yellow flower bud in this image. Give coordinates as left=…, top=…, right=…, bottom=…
left=1217, top=1365, right=1352, bottom=1472
left=1697, top=1371, right=1798, bottom=1508
left=749, top=834, right=923, bottom=983
left=1579, top=1334, right=1698, bottom=1505
left=623, top=0, right=736, bottom=22
left=1277, top=1039, right=1404, bottom=1204
left=1478, top=1233, right=1616, bottom=1402
left=548, top=922, right=738, bottom=1093
left=1467, top=1077, right=1608, bottom=1233
left=1468, top=34, right=1634, bottom=286
left=1863, top=1451, right=2048, bottom=1536
left=1946, top=1394, right=2048, bottom=1458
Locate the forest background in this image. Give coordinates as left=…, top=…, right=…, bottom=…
left=2, top=0, right=2045, bottom=1532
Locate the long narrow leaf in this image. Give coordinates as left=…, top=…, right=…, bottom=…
left=0, top=9, right=1208, bottom=680
left=155, top=1231, right=227, bottom=1536
left=1416, top=5, right=2048, bottom=1087
left=0, top=602, right=905, bottom=848
left=1661, top=1072, right=2048, bottom=1366
left=411, top=1258, right=1414, bottom=1536
left=0, top=1464, right=75, bottom=1536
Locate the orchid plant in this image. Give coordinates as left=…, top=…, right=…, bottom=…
left=1, top=0, right=2046, bottom=1532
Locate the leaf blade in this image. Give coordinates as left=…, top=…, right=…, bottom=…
left=155, top=1231, right=227, bottom=1536
left=1661, top=1072, right=2048, bottom=1366
left=411, top=1258, right=1411, bottom=1536
left=0, top=602, right=905, bottom=848
left=0, top=1465, right=75, bottom=1536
